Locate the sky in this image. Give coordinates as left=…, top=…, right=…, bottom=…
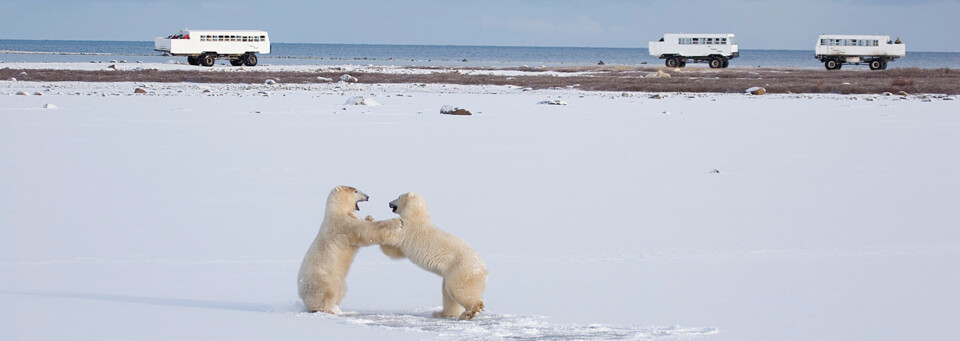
left=2, top=0, right=959, bottom=52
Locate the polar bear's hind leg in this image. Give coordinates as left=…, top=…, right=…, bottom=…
left=448, top=270, right=486, bottom=320
left=433, top=279, right=464, bottom=318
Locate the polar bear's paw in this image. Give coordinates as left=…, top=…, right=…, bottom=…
left=364, top=215, right=374, bottom=222
left=432, top=311, right=461, bottom=319
left=315, top=305, right=343, bottom=315
left=459, top=301, right=484, bottom=320
left=385, top=217, right=403, bottom=230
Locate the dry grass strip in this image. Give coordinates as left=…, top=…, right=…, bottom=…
left=3, top=66, right=957, bottom=94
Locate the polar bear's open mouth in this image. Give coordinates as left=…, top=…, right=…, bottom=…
left=389, top=203, right=397, bottom=213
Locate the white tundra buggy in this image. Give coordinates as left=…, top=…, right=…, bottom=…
left=815, top=34, right=905, bottom=70
left=155, top=29, right=270, bottom=67
left=649, top=33, right=739, bottom=68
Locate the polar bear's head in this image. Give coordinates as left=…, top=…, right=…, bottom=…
left=327, top=185, right=369, bottom=214
left=388, top=192, right=429, bottom=219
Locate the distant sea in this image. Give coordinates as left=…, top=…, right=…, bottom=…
left=1, top=39, right=958, bottom=69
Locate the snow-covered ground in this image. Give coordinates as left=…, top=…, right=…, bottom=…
left=1, top=75, right=958, bottom=340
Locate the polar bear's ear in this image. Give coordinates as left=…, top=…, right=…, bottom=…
left=334, top=186, right=344, bottom=192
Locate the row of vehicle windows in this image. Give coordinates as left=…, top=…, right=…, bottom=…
left=820, top=39, right=880, bottom=47
left=199, top=35, right=267, bottom=42
left=678, top=37, right=730, bottom=45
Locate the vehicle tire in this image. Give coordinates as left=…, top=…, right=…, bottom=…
left=880, top=61, right=888, bottom=70
left=709, top=57, right=723, bottom=69
left=230, top=59, right=243, bottom=66
left=869, top=60, right=883, bottom=70
left=187, top=56, right=199, bottom=66
left=678, top=60, right=687, bottom=67
left=825, top=59, right=839, bottom=70
left=199, top=53, right=215, bottom=67
left=722, top=59, right=730, bottom=68
left=665, top=57, right=679, bottom=68
left=243, top=53, right=258, bottom=66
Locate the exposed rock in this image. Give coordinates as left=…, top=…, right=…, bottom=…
left=539, top=100, right=568, bottom=105
left=440, top=105, right=471, bottom=115
left=746, top=86, right=767, bottom=95
left=264, top=79, right=277, bottom=85
left=33, top=92, right=43, bottom=96
left=42, top=103, right=58, bottom=109
left=134, top=88, right=147, bottom=94
left=597, top=60, right=605, bottom=65
left=202, top=89, right=212, bottom=93
left=344, top=96, right=380, bottom=106
left=317, top=76, right=333, bottom=82
left=339, top=74, right=358, bottom=83
left=882, top=92, right=893, bottom=96
left=648, top=94, right=667, bottom=99
left=16, top=91, right=27, bottom=95
left=8, top=78, right=15, bottom=81
left=646, top=70, right=671, bottom=78
left=898, top=91, right=910, bottom=96
left=709, top=169, right=720, bottom=174
left=107, top=64, right=117, bottom=70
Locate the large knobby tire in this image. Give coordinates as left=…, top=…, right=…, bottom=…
left=869, top=60, right=883, bottom=71
left=665, top=57, right=679, bottom=68
left=243, top=53, right=258, bottom=66
left=825, top=59, right=839, bottom=70
left=709, top=58, right=723, bottom=69
left=199, top=53, right=215, bottom=67
left=881, top=61, right=888, bottom=70
left=230, top=59, right=243, bottom=66
left=187, top=56, right=199, bottom=66
left=722, top=59, right=730, bottom=68
left=678, top=60, right=687, bottom=67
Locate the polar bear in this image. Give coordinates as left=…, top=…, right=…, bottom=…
left=298, top=185, right=403, bottom=314
left=380, top=191, right=488, bottom=320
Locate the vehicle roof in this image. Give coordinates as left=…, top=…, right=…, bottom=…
left=818, top=34, right=891, bottom=40
left=662, top=33, right=736, bottom=37
left=178, top=29, right=269, bottom=34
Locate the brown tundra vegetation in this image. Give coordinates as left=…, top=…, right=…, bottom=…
left=2, top=66, right=957, bottom=94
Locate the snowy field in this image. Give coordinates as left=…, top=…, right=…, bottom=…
left=1, top=75, right=958, bottom=340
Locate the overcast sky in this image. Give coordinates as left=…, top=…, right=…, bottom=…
left=2, top=0, right=958, bottom=52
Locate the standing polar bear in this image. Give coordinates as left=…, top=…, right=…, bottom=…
left=298, top=185, right=403, bottom=314
left=380, top=192, right=488, bottom=320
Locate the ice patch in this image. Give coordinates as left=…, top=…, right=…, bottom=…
left=305, top=307, right=719, bottom=340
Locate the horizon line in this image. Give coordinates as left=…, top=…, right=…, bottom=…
left=1, top=38, right=957, bottom=53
